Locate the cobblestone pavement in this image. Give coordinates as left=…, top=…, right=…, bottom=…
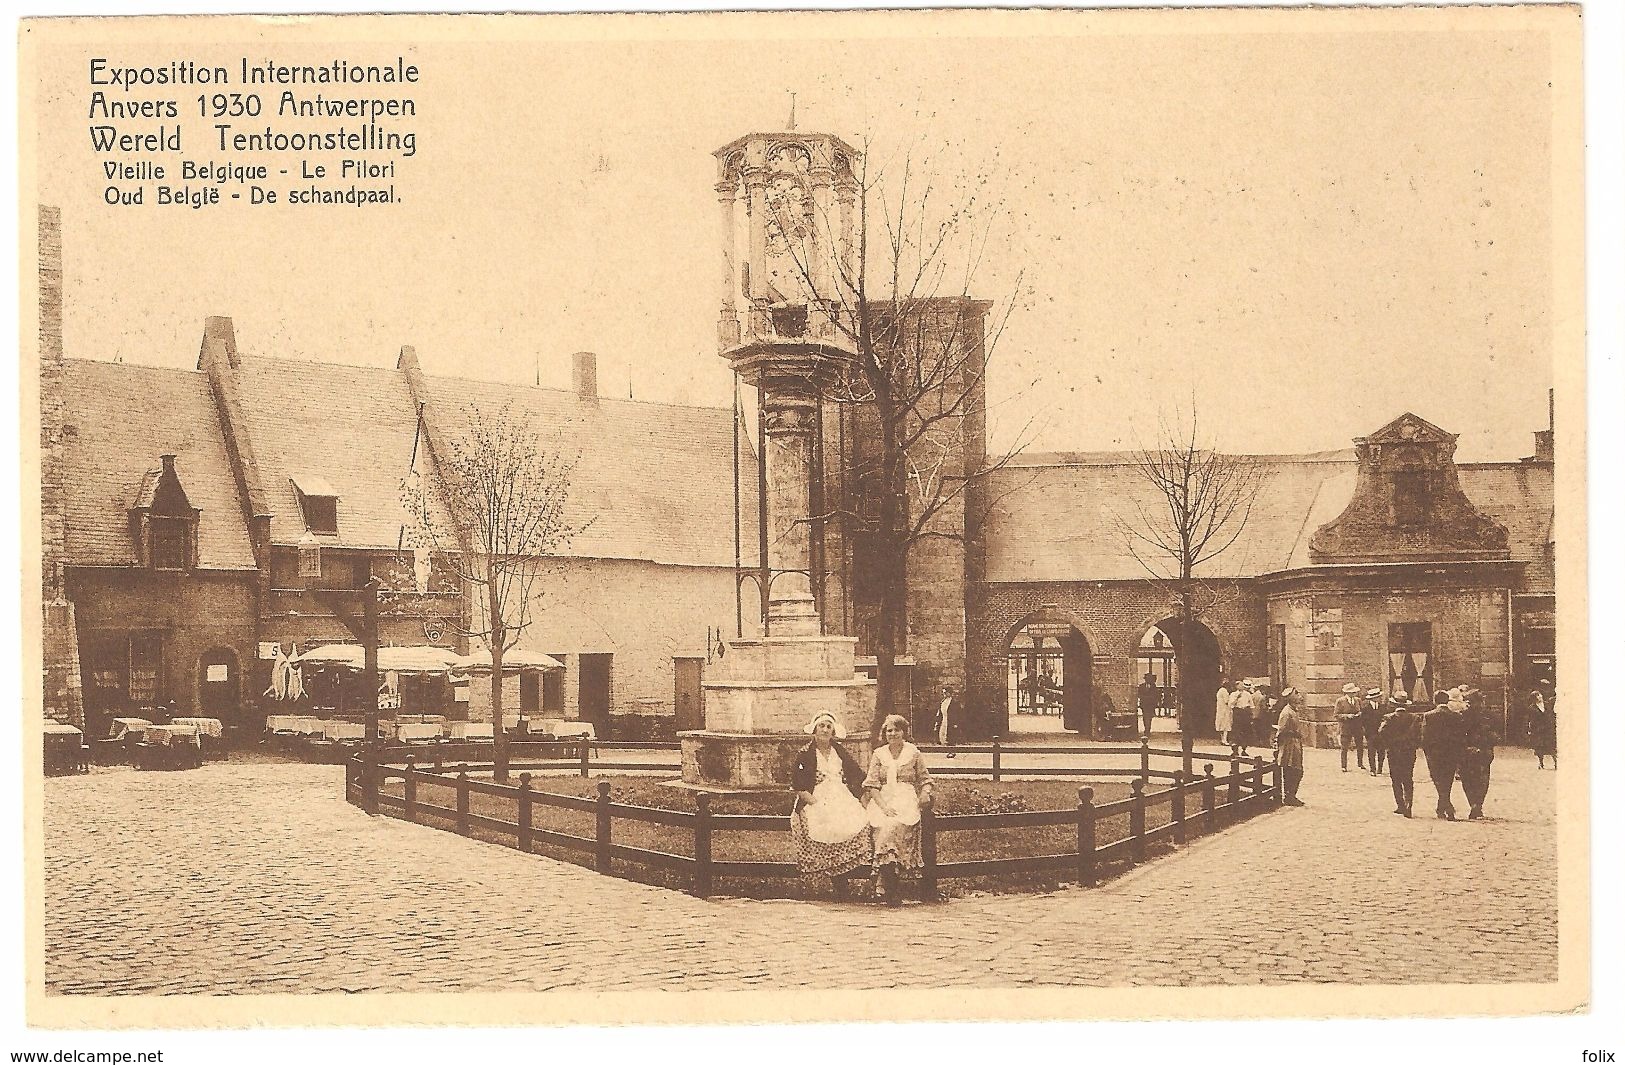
left=42, top=746, right=1557, bottom=995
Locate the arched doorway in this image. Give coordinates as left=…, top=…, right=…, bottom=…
left=1134, top=618, right=1222, bottom=736
left=1005, top=616, right=1093, bottom=736
left=197, top=646, right=241, bottom=725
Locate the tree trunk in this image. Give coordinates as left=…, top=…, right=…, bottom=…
left=488, top=559, right=509, bottom=783
left=1177, top=580, right=1195, bottom=760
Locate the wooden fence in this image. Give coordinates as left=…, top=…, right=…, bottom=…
left=345, top=738, right=1281, bottom=899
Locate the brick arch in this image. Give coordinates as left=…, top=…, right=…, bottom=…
left=1000, top=606, right=1102, bottom=659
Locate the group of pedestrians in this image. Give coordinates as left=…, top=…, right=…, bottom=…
left=789, top=711, right=935, bottom=905
left=1333, top=683, right=1505, bottom=820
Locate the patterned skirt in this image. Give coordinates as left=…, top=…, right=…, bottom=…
left=790, top=809, right=872, bottom=877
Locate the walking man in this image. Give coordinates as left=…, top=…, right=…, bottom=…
left=1378, top=691, right=1421, bottom=816
left=1274, top=686, right=1306, bottom=806
left=1421, top=690, right=1465, bottom=821
left=1457, top=688, right=1499, bottom=819
left=1335, top=682, right=1364, bottom=772
left=1137, top=672, right=1159, bottom=739
left=1360, top=687, right=1386, bottom=776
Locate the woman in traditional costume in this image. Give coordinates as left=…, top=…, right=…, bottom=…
left=864, top=714, right=934, bottom=906
left=790, top=712, right=872, bottom=897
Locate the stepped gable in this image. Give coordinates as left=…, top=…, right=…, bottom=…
left=1308, top=412, right=1509, bottom=564
left=59, top=359, right=255, bottom=569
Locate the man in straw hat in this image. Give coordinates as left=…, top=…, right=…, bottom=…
left=1378, top=690, right=1421, bottom=816
left=1359, top=687, right=1387, bottom=776
left=1335, top=682, right=1365, bottom=773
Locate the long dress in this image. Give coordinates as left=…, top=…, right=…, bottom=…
left=1214, top=686, right=1233, bottom=737
left=791, top=746, right=873, bottom=876
left=865, top=742, right=930, bottom=871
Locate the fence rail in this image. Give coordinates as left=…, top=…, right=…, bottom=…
left=345, top=736, right=1280, bottom=900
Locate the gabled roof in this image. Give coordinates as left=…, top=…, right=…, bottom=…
left=421, top=374, right=757, bottom=569
left=59, top=360, right=255, bottom=569
left=227, top=356, right=455, bottom=549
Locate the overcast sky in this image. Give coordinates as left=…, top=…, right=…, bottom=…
left=30, top=10, right=1564, bottom=460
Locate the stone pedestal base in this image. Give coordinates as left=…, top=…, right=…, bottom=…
left=682, top=630, right=878, bottom=791
left=678, top=731, right=874, bottom=792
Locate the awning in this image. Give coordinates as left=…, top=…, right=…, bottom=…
left=294, top=644, right=460, bottom=674
left=448, top=648, right=564, bottom=673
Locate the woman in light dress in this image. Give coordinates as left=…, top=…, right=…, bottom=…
left=790, top=712, right=873, bottom=897
left=1214, top=680, right=1233, bottom=746
left=864, top=714, right=935, bottom=906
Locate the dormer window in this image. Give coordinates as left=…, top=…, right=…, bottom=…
left=291, top=473, right=340, bottom=536
left=150, top=518, right=189, bottom=570
left=130, top=454, right=200, bottom=572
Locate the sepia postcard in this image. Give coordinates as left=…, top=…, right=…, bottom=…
left=14, top=2, right=1593, bottom=1044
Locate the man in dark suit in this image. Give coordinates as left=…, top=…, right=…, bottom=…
left=1137, top=673, right=1159, bottom=738
left=1378, top=691, right=1421, bottom=817
left=1421, top=690, right=1465, bottom=821
left=1457, top=688, right=1499, bottom=819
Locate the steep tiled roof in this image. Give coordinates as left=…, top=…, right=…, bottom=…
left=59, top=360, right=255, bottom=569
left=982, top=451, right=1359, bottom=583
left=421, top=375, right=756, bottom=569
left=982, top=449, right=1553, bottom=587
left=228, top=356, right=455, bottom=549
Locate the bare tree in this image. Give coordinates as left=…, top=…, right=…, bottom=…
left=403, top=403, right=586, bottom=782
left=1118, top=408, right=1265, bottom=753
left=761, top=141, right=1039, bottom=732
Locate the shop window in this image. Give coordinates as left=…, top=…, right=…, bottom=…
left=520, top=672, right=541, bottom=714
left=1387, top=622, right=1434, bottom=702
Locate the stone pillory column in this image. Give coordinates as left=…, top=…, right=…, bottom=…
left=677, top=127, right=875, bottom=792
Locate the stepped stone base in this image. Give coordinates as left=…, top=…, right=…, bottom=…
left=681, top=630, right=878, bottom=791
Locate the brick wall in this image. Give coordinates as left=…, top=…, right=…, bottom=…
left=67, top=568, right=258, bottom=725
left=966, top=580, right=1267, bottom=740
left=39, top=205, right=83, bottom=726
left=1266, top=582, right=1513, bottom=747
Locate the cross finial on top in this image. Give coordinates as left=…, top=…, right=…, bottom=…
left=787, top=91, right=797, bottom=130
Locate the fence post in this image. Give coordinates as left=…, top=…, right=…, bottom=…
left=363, top=750, right=379, bottom=816
left=1272, top=759, right=1284, bottom=805
left=1139, top=736, right=1151, bottom=786
left=920, top=802, right=938, bottom=902
left=433, top=749, right=443, bottom=773
left=1227, top=748, right=1241, bottom=815
left=1250, top=756, right=1265, bottom=805
left=579, top=739, right=591, bottom=778
left=692, top=793, right=712, bottom=898
left=595, top=780, right=612, bottom=873
left=402, top=756, right=417, bottom=823
left=345, top=756, right=357, bottom=800
left=991, top=736, right=1001, bottom=783
left=517, top=773, right=533, bottom=853
left=1172, top=770, right=1186, bottom=845
left=1077, top=786, right=1096, bottom=887
left=456, top=769, right=471, bottom=835
left=1202, top=764, right=1217, bottom=834
left=1129, top=778, right=1146, bottom=865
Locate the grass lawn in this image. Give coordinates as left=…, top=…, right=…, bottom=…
left=381, top=771, right=1234, bottom=900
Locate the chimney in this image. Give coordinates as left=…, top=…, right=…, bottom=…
left=396, top=344, right=419, bottom=372
left=161, top=454, right=177, bottom=475
left=198, top=315, right=239, bottom=370
left=39, top=206, right=63, bottom=364
left=1532, top=387, right=1554, bottom=463
left=572, top=351, right=598, bottom=399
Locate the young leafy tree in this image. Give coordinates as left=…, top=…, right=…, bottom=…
left=761, top=141, right=1037, bottom=731
left=403, top=402, right=585, bottom=782
left=1118, top=407, right=1265, bottom=754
